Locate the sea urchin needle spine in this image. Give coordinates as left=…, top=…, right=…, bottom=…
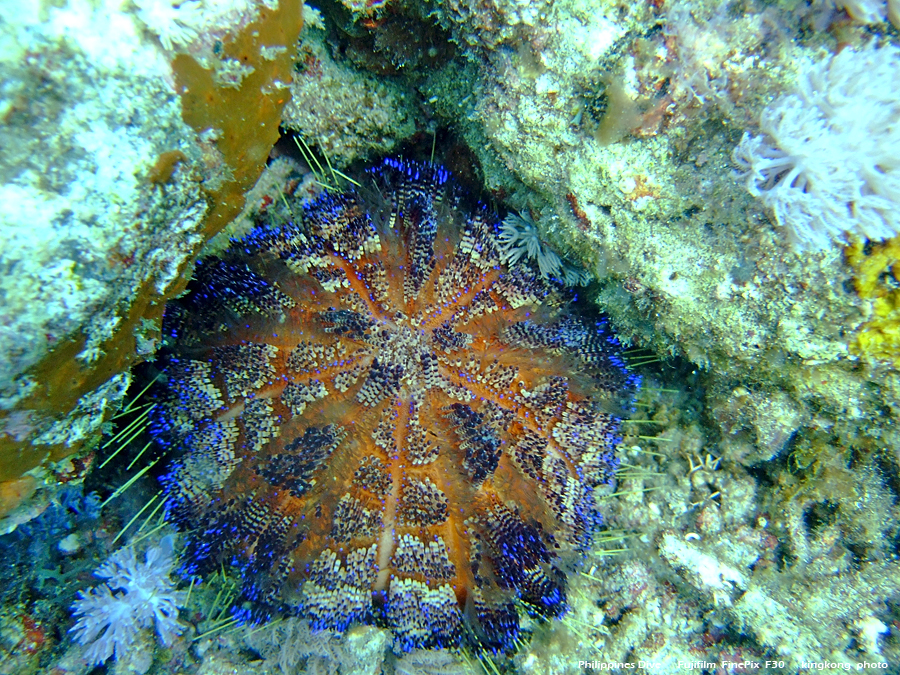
left=152, top=158, right=639, bottom=651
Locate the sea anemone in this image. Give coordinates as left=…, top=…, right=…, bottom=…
left=498, top=212, right=591, bottom=285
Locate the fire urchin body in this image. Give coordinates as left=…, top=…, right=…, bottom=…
left=153, top=158, right=638, bottom=651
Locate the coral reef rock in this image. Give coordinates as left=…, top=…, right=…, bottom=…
left=0, top=0, right=302, bottom=493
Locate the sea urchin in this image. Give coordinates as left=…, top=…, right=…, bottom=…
left=152, top=158, right=638, bottom=652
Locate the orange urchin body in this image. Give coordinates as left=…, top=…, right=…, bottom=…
left=154, top=158, right=637, bottom=651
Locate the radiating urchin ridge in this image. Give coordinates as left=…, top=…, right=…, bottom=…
left=151, top=157, right=639, bottom=652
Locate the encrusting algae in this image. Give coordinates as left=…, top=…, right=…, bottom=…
left=846, top=237, right=900, bottom=369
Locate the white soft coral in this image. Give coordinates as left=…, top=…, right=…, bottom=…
left=132, top=0, right=205, bottom=51
left=131, top=0, right=262, bottom=52
left=734, top=43, right=900, bottom=251
left=70, top=537, right=185, bottom=667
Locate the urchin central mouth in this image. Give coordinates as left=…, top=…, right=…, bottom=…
left=371, top=322, right=432, bottom=391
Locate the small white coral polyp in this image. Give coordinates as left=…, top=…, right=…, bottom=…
left=733, top=43, right=900, bottom=251
left=131, top=0, right=261, bottom=52
left=499, top=212, right=592, bottom=286
left=70, top=537, right=185, bottom=667
left=132, top=0, right=204, bottom=51
left=498, top=212, right=553, bottom=271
